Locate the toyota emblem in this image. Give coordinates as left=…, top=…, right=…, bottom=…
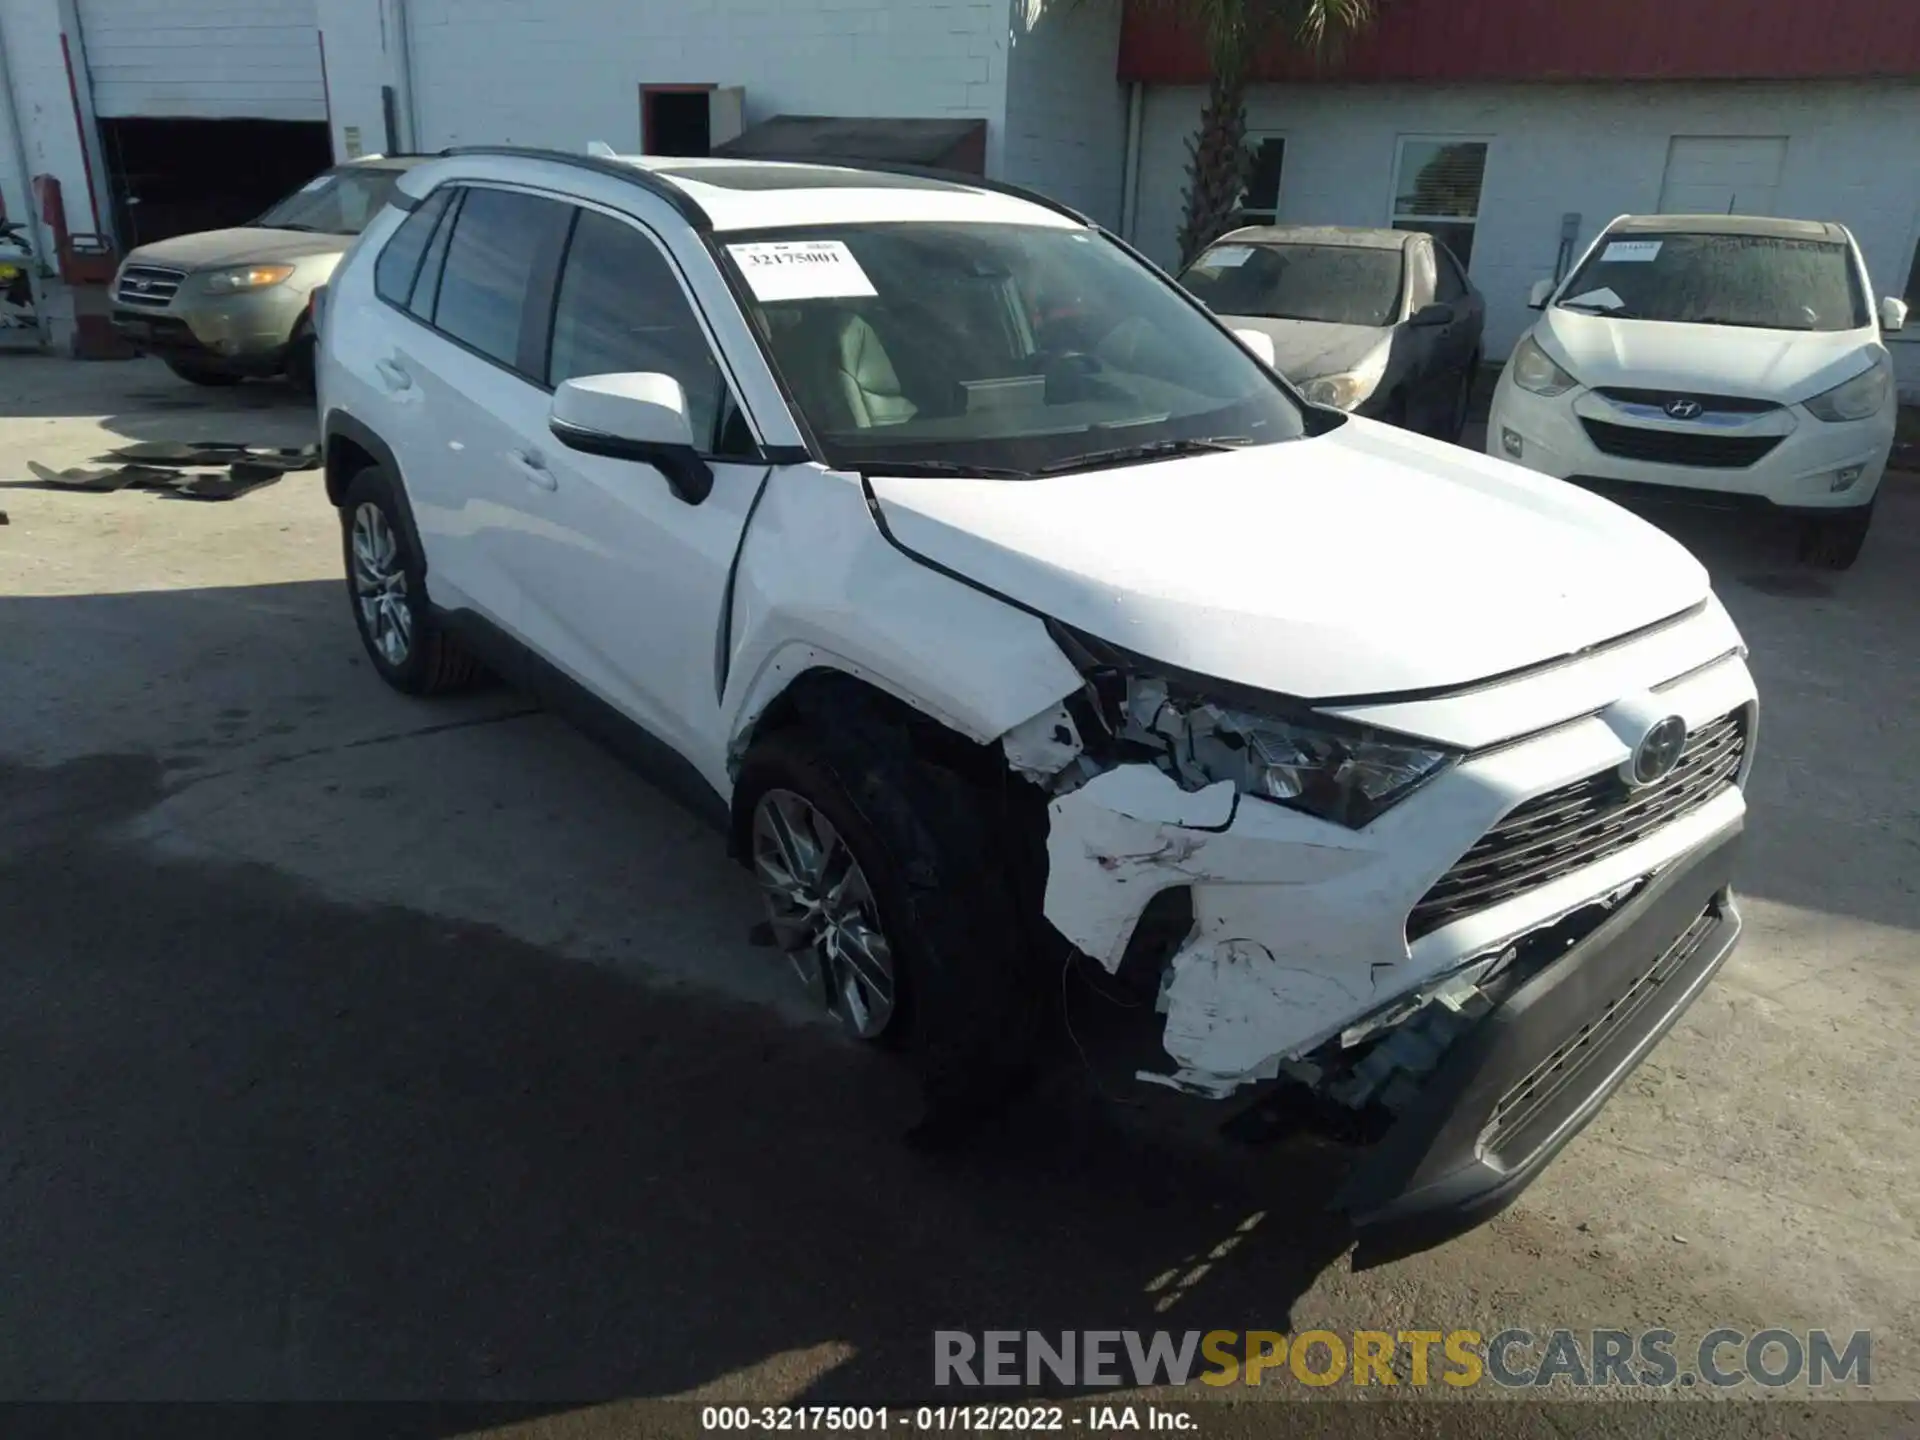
left=1629, top=715, right=1689, bottom=787
left=1664, top=397, right=1704, bottom=420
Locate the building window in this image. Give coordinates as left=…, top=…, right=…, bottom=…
left=1391, top=137, right=1489, bottom=269
left=1903, top=235, right=1920, bottom=328
left=1237, top=136, right=1286, bottom=226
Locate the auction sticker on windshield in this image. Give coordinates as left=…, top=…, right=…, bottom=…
left=729, top=240, right=878, bottom=302
left=1199, top=245, right=1255, bottom=268
left=1600, top=240, right=1662, bottom=263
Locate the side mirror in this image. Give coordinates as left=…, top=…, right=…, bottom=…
left=1409, top=302, right=1455, bottom=328
left=1232, top=327, right=1276, bottom=367
left=1527, top=278, right=1554, bottom=310
left=549, top=373, right=713, bottom=505
left=1880, top=296, right=1908, bottom=334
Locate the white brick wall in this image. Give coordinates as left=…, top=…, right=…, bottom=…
left=1002, top=0, right=1126, bottom=225
left=400, top=0, right=1013, bottom=164
left=74, top=0, right=325, bottom=121
left=1135, top=79, right=1920, bottom=396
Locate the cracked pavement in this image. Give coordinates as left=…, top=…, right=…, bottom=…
left=2, top=356, right=1917, bottom=1426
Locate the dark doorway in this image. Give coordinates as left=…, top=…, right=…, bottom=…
left=98, top=118, right=333, bottom=248
left=642, top=87, right=714, bottom=157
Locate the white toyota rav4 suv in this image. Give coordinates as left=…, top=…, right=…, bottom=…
left=317, top=148, right=1758, bottom=1254
left=1490, top=213, right=1907, bottom=571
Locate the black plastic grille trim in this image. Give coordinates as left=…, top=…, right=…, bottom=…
left=1596, top=386, right=1781, bottom=415
left=1581, top=418, right=1782, bottom=468
left=1409, top=708, right=1747, bottom=941
left=1482, top=904, right=1720, bottom=1160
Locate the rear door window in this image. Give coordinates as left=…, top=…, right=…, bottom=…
left=431, top=187, right=571, bottom=370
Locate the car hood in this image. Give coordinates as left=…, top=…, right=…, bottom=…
left=123, top=227, right=349, bottom=272
left=868, top=419, right=1709, bottom=700
left=1535, top=307, right=1881, bottom=402
left=1217, top=314, right=1388, bottom=380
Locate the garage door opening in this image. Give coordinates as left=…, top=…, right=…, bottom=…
left=99, top=118, right=333, bottom=249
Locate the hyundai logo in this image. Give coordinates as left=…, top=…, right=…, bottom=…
left=1628, top=715, right=1689, bottom=787
left=133, top=279, right=151, bottom=291
left=1664, top=397, right=1704, bottom=420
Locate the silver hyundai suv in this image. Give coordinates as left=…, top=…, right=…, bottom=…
left=110, top=156, right=428, bottom=391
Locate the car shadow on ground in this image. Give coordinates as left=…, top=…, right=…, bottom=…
left=0, top=584, right=1361, bottom=1407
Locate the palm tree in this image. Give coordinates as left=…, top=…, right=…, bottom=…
left=1148, top=0, right=1378, bottom=266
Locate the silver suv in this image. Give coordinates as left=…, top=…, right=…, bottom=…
left=110, top=156, right=427, bottom=390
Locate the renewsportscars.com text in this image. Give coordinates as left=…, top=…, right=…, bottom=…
left=934, top=1328, right=1872, bottom=1390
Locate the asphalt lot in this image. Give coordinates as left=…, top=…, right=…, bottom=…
left=2, top=355, right=1917, bottom=1424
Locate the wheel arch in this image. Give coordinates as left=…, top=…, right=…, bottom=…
left=725, top=663, right=1014, bottom=860
left=324, top=410, right=432, bottom=580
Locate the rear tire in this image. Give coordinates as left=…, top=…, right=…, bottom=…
left=1797, top=502, right=1873, bottom=571
left=339, top=464, right=482, bottom=695
left=165, top=359, right=242, bottom=387
left=734, top=713, right=1045, bottom=1137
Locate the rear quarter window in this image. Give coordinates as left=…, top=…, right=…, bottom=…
left=374, top=187, right=453, bottom=306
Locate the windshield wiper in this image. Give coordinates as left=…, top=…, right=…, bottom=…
left=1035, top=436, right=1255, bottom=476
left=264, top=222, right=320, bottom=232
left=850, top=458, right=1035, bottom=480
left=1687, top=315, right=1812, bottom=331
left=1559, top=301, right=1636, bottom=317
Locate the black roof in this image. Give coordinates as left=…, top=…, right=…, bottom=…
left=712, top=115, right=985, bottom=168
left=648, top=161, right=976, bottom=194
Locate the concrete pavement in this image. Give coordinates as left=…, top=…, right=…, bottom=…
left=2, top=355, right=1916, bottom=1415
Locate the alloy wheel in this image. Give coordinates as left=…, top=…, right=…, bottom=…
left=350, top=502, right=413, bottom=668
left=751, top=788, right=898, bottom=1039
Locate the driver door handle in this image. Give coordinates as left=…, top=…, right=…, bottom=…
left=510, top=449, right=557, bottom=491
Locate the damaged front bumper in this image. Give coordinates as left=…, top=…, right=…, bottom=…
left=1335, top=822, right=1741, bottom=1262
left=1014, top=619, right=1756, bottom=1248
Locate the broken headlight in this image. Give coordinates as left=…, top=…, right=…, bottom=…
left=1118, top=676, right=1456, bottom=828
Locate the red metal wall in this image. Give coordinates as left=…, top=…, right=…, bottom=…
left=1119, top=0, right=1920, bottom=85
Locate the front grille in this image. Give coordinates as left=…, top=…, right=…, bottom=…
left=115, top=265, right=187, bottom=308
left=1581, top=418, right=1781, bottom=469
left=1408, top=708, right=1747, bottom=941
left=1595, top=386, right=1781, bottom=415
left=1482, top=904, right=1720, bottom=1159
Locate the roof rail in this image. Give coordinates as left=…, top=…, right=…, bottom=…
left=437, top=145, right=713, bottom=229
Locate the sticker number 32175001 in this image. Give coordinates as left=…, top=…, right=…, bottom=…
left=727, top=240, right=879, bottom=302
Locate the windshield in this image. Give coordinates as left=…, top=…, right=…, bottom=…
left=256, top=167, right=404, bottom=236
left=721, top=222, right=1306, bottom=476
left=1556, top=232, right=1866, bottom=331
left=1180, top=242, right=1406, bottom=327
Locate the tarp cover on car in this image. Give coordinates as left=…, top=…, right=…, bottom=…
left=711, top=115, right=987, bottom=175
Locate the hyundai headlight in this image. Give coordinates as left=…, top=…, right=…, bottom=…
left=1511, top=334, right=1580, bottom=397
left=202, top=264, right=295, bottom=294
left=1803, top=355, right=1890, bottom=423
left=1300, top=343, right=1390, bottom=412
left=1302, top=371, right=1375, bottom=410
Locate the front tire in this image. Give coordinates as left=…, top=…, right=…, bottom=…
left=1797, top=502, right=1873, bottom=570
left=339, top=465, right=481, bottom=695
left=735, top=717, right=1044, bottom=1129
